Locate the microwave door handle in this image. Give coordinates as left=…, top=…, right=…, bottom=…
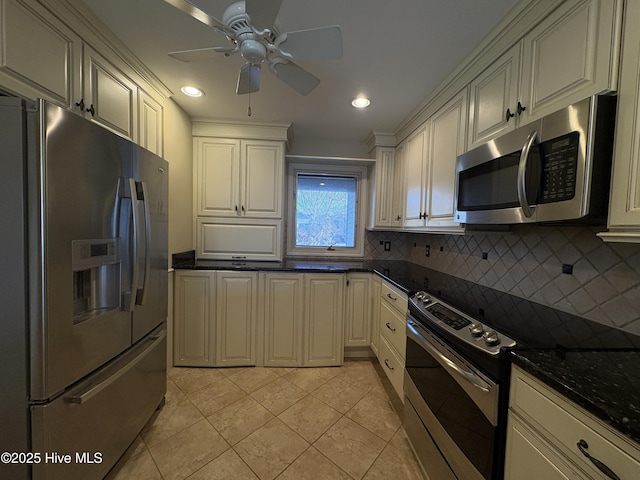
left=517, top=130, right=538, bottom=218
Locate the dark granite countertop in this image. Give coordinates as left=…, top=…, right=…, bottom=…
left=172, top=250, right=640, bottom=445
left=511, top=349, right=640, bottom=445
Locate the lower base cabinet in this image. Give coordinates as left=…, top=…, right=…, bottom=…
left=505, top=366, right=640, bottom=480
left=175, top=270, right=346, bottom=367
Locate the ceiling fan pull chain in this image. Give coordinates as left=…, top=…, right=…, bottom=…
left=247, top=70, right=252, bottom=117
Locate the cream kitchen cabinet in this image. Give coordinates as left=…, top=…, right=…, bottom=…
left=426, top=89, right=467, bottom=230
left=378, top=279, right=407, bottom=401
left=173, top=270, right=257, bottom=367
left=402, top=90, right=467, bottom=231
left=195, top=137, right=284, bottom=219
left=262, top=272, right=304, bottom=367
left=215, top=271, right=258, bottom=366
left=345, top=273, right=371, bottom=349
left=468, top=43, right=522, bottom=150
left=468, top=0, right=620, bottom=150
left=518, top=0, right=620, bottom=125
left=369, top=146, right=396, bottom=228
left=173, top=270, right=216, bottom=367
left=196, top=218, right=282, bottom=261
left=0, top=0, right=82, bottom=110
left=82, top=45, right=137, bottom=140
left=505, top=365, right=640, bottom=480
left=370, top=275, right=381, bottom=357
left=600, top=0, right=640, bottom=243
left=304, top=273, right=345, bottom=367
left=402, top=125, right=429, bottom=228
left=138, top=89, right=163, bottom=156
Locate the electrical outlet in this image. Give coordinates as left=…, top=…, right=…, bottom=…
left=482, top=252, right=488, bottom=260
left=440, top=246, right=444, bottom=252
left=562, top=264, right=574, bottom=274
left=425, top=245, right=430, bottom=257
left=384, top=241, right=391, bottom=251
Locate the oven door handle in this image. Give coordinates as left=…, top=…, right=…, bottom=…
left=407, top=320, right=491, bottom=393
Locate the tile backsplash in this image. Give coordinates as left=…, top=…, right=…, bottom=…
left=366, top=226, right=640, bottom=335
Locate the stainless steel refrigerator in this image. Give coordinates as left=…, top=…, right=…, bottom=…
left=0, top=97, right=168, bottom=480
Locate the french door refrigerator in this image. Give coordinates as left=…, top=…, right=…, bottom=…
left=0, top=97, right=168, bottom=480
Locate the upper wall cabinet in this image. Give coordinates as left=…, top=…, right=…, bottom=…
left=402, top=125, right=429, bottom=228
left=468, top=44, right=521, bottom=150
left=599, top=0, right=640, bottom=242
left=0, top=0, right=81, bottom=109
left=0, top=0, right=167, bottom=153
left=468, top=0, right=620, bottom=150
left=519, top=0, right=620, bottom=124
left=83, top=45, right=137, bottom=141
left=195, top=137, right=284, bottom=219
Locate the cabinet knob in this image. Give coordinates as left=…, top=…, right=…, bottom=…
left=517, top=101, right=527, bottom=115
left=86, top=104, right=95, bottom=117
left=75, top=98, right=85, bottom=111
left=505, top=108, right=515, bottom=122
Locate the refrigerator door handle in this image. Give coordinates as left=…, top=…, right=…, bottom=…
left=63, top=330, right=166, bottom=404
left=137, top=181, right=151, bottom=305
left=128, top=178, right=140, bottom=312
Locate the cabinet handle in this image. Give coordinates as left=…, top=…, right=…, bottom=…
left=517, top=101, right=527, bottom=115
left=576, top=440, right=620, bottom=480
left=86, top=104, right=95, bottom=117
left=384, top=359, right=394, bottom=371
left=231, top=256, right=247, bottom=260
left=505, top=108, right=515, bottom=122
left=387, top=293, right=397, bottom=301
left=396, top=215, right=401, bottom=221
left=75, top=98, right=85, bottom=111
left=241, top=205, right=245, bottom=213
left=385, top=322, right=396, bottom=333
left=235, top=205, right=238, bottom=212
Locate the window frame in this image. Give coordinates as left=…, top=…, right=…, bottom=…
left=286, top=162, right=368, bottom=258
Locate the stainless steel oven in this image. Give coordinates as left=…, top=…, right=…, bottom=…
left=404, top=291, right=516, bottom=480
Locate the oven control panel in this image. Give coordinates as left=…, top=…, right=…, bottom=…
left=411, top=291, right=516, bottom=355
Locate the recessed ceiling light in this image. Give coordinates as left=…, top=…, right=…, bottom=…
left=181, top=86, right=204, bottom=97
left=351, top=96, right=371, bottom=108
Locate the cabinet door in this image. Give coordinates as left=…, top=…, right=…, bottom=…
left=138, top=89, right=163, bottom=156
left=427, top=89, right=468, bottom=228
left=519, top=0, right=620, bottom=123
left=370, top=275, right=381, bottom=357
left=83, top=46, right=137, bottom=139
left=241, top=140, right=284, bottom=218
left=468, top=43, right=521, bottom=149
left=215, top=272, right=257, bottom=366
left=345, top=273, right=371, bottom=347
left=196, top=218, right=283, bottom=261
left=391, top=143, right=405, bottom=227
left=304, top=274, right=344, bottom=366
left=371, top=147, right=395, bottom=227
left=263, top=273, right=304, bottom=366
left=601, top=0, right=640, bottom=241
left=505, top=414, right=576, bottom=480
left=195, top=138, right=241, bottom=216
left=0, top=0, right=81, bottom=109
left=403, top=126, right=429, bottom=227
left=173, top=271, right=215, bottom=366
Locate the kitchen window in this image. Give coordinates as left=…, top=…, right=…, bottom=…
left=287, top=163, right=367, bottom=257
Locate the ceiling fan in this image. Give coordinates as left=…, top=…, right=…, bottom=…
left=164, top=0, right=343, bottom=96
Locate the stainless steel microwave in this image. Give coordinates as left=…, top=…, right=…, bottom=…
left=454, top=95, right=616, bottom=225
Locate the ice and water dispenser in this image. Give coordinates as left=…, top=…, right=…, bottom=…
left=72, top=239, right=120, bottom=324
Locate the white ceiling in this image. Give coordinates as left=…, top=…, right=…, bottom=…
left=82, top=0, right=519, bottom=156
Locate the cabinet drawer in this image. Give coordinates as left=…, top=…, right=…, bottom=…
left=378, top=335, right=404, bottom=402
left=381, top=281, right=407, bottom=315
left=380, top=301, right=406, bottom=359
left=510, top=367, right=640, bottom=479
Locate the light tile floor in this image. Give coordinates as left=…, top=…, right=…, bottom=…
left=105, top=359, right=425, bottom=480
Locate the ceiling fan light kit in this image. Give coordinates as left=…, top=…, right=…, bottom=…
left=166, top=0, right=343, bottom=96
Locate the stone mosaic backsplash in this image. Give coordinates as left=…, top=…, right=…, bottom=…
left=365, top=226, right=640, bottom=336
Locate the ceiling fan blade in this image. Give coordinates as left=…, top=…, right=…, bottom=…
left=236, top=63, right=261, bottom=94
left=245, top=0, right=282, bottom=30
left=163, top=0, right=232, bottom=35
left=277, top=26, right=343, bottom=60
left=169, top=46, right=237, bottom=62
left=271, top=61, right=320, bottom=96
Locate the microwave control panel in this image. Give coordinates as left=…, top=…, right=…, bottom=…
left=539, top=132, right=579, bottom=203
